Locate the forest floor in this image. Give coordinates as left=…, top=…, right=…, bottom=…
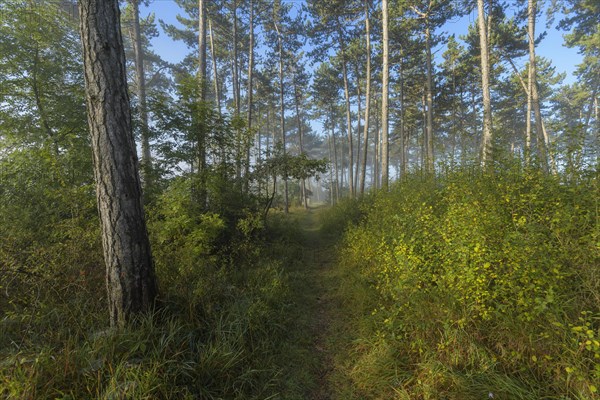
left=288, top=206, right=343, bottom=400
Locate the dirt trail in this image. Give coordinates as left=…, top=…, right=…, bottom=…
left=296, top=208, right=338, bottom=400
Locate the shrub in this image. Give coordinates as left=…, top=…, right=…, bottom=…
left=338, top=169, right=599, bottom=398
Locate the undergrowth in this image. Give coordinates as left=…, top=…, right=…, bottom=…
left=0, top=178, right=315, bottom=399
left=330, top=168, right=599, bottom=399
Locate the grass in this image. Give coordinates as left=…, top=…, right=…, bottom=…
left=320, top=171, right=600, bottom=400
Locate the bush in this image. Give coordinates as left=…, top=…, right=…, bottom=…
left=338, top=169, right=599, bottom=398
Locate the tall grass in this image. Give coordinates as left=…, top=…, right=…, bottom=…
left=328, top=168, right=599, bottom=399
left=0, top=203, right=316, bottom=398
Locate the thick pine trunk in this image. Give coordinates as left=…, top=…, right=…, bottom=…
left=79, top=0, right=158, bottom=328
left=381, top=0, right=389, bottom=189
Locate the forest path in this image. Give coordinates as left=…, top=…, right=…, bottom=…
left=290, top=206, right=342, bottom=400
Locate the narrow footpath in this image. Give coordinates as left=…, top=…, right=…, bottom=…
left=292, top=207, right=340, bottom=400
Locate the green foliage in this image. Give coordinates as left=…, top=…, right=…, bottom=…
left=318, top=198, right=365, bottom=238
left=1, top=161, right=317, bottom=399
left=334, top=169, right=599, bottom=398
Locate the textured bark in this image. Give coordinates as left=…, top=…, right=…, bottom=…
left=477, top=0, right=493, bottom=167
left=79, top=0, right=158, bottom=327
left=381, top=0, right=390, bottom=189
left=360, top=0, right=371, bottom=196
left=129, top=0, right=151, bottom=186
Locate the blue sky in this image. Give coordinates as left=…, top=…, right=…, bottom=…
left=141, top=1, right=583, bottom=85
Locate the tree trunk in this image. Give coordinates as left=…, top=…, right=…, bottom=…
left=330, top=112, right=340, bottom=201
left=360, top=0, right=371, bottom=195
left=197, top=0, right=208, bottom=207
left=381, top=0, right=390, bottom=189
left=293, top=68, right=307, bottom=209
left=129, top=0, right=151, bottom=186
left=275, top=21, right=288, bottom=213
left=399, top=51, right=406, bottom=177
left=208, top=19, right=221, bottom=115
left=79, top=0, right=158, bottom=328
left=232, top=0, right=241, bottom=180
left=528, top=0, right=548, bottom=173
left=245, top=0, right=254, bottom=192
left=526, top=57, right=532, bottom=164
left=425, top=20, right=435, bottom=173
left=354, top=64, right=362, bottom=193
left=198, top=0, right=207, bottom=100
left=339, top=29, right=354, bottom=198
left=477, top=0, right=493, bottom=167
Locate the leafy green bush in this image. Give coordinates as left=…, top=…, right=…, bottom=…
left=338, top=170, right=599, bottom=398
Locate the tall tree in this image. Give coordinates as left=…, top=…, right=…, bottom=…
left=128, top=0, right=152, bottom=187
left=273, top=1, right=289, bottom=213
left=477, top=0, right=493, bottom=167
left=245, top=0, right=255, bottom=192
left=528, top=0, right=548, bottom=172
left=79, top=0, right=158, bottom=327
left=381, top=0, right=390, bottom=189
left=359, top=0, right=372, bottom=195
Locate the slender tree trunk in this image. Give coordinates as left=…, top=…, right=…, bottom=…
left=197, top=0, right=208, bottom=207
left=425, top=20, right=435, bottom=173
left=360, top=0, right=371, bottom=195
left=478, top=0, right=493, bottom=167
left=528, top=0, right=548, bottom=173
left=232, top=0, right=241, bottom=180
left=245, top=0, right=254, bottom=192
left=354, top=65, right=362, bottom=193
left=330, top=113, right=340, bottom=201
left=339, top=29, right=354, bottom=197
left=381, top=0, right=390, bottom=189
left=422, top=91, right=427, bottom=170
left=399, top=53, right=406, bottom=177
left=79, top=0, right=158, bottom=328
left=293, top=68, right=307, bottom=209
left=374, top=98, right=380, bottom=188
left=208, top=19, right=221, bottom=115
left=129, top=0, right=151, bottom=186
left=526, top=59, right=532, bottom=164
left=275, top=21, right=288, bottom=213
left=198, top=0, right=207, bottom=100
left=31, top=46, right=58, bottom=154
